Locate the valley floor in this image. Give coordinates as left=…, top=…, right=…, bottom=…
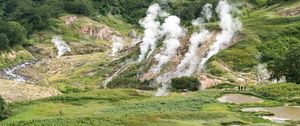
left=0, top=89, right=298, bottom=126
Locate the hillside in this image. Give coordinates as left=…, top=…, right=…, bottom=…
left=0, top=0, right=300, bottom=126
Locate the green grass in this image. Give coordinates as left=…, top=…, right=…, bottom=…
left=0, top=48, right=34, bottom=69
left=0, top=89, right=287, bottom=126
left=208, top=1, right=300, bottom=74
left=96, top=15, right=136, bottom=35
left=254, top=83, right=300, bottom=99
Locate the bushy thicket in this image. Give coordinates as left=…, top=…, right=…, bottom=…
left=171, top=76, right=200, bottom=91
left=93, top=0, right=153, bottom=24
left=0, top=20, right=27, bottom=51
left=0, top=0, right=154, bottom=50
left=254, top=17, right=300, bottom=83
left=254, top=83, right=300, bottom=98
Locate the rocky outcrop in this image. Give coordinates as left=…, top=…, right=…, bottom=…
left=65, top=16, right=77, bottom=25
left=279, top=6, right=300, bottom=16
left=128, top=29, right=138, bottom=39
left=80, top=26, right=114, bottom=41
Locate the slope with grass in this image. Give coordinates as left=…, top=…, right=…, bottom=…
left=0, top=0, right=300, bottom=126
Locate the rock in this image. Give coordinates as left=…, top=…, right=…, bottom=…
left=80, top=26, right=114, bottom=41
left=65, top=16, right=77, bottom=25
left=128, top=29, right=138, bottom=38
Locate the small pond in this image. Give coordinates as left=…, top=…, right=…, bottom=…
left=242, top=106, right=300, bottom=123
left=217, top=94, right=264, bottom=104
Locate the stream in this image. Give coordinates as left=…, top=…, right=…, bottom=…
left=2, top=62, right=34, bottom=83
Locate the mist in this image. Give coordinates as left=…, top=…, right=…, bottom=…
left=176, top=3, right=213, bottom=76
left=51, top=36, right=71, bottom=58
left=111, top=35, right=124, bottom=56
left=138, top=3, right=164, bottom=62
left=199, top=0, right=242, bottom=70
left=150, top=16, right=185, bottom=74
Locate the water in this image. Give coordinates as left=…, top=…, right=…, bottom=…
left=217, top=94, right=263, bottom=104
left=3, top=62, right=34, bottom=83
left=242, top=106, right=300, bottom=123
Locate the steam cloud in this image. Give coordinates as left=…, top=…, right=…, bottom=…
left=111, top=35, right=124, bottom=56
left=150, top=15, right=185, bottom=74
left=155, top=4, right=213, bottom=96
left=52, top=36, right=71, bottom=58
left=138, top=3, right=164, bottom=62
left=199, top=0, right=242, bottom=70
left=136, top=0, right=242, bottom=96
left=175, top=3, right=213, bottom=76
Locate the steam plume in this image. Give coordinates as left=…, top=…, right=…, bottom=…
left=176, top=3, right=213, bottom=76
left=155, top=4, right=214, bottom=96
left=199, top=0, right=242, bottom=70
left=52, top=36, right=71, bottom=58
left=138, top=3, right=163, bottom=62
left=111, top=35, right=124, bottom=56
left=150, top=16, right=185, bottom=74
left=202, top=3, right=213, bottom=21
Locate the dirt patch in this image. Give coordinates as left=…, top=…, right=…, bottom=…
left=0, top=79, right=61, bottom=103
left=278, top=6, right=300, bottom=16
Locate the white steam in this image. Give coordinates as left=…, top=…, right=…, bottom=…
left=111, top=35, right=124, bottom=56
left=138, top=3, right=163, bottom=62
left=202, top=3, right=213, bottom=21
left=51, top=36, right=71, bottom=58
left=155, top=4, right=213, bottom=96
left=150, top=16, right=185, bottom=74
left=176, top=3, right=213, bottom=76
left=257, top=64, right=271, bottom=82
left=199, top=0, right=242, bottom=70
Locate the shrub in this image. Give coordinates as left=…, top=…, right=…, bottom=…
left=0, top=33, right=9, bottom=51
left=210, top=83, right=237, bottom=89
left=0, top=21, right=27, bottom=47
left=64, top=0, right=95, bottom=16
left=171, top=76, right=200, bottom=91
left=0, top=96, right=8, bottom=120
left=254, top=83, right=300, bottom=98
left=107, top=77, right=141, bottom=89
left=268, top=44, right=300, bottom=84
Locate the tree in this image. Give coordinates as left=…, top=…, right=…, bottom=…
left=64, top=0, right=95, bottom=16
left=269, top=44, right=300, bottom=84
left=171, top=76, right=200, bottom=91
left=0, top=33, right=9, bottom=51
left=21, top=5, right=53, bottom=32
left=0, top=21, right=27, bottom=46
left=0, top=21, right=27, bottom=48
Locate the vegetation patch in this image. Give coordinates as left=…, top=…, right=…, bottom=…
left=254, top=83, right=300, bottom=99
left=171, top=76, right=200, bottom=91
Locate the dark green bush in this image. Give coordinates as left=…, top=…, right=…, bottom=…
left=210, top=83, right=237, bottom=89
left=171, top=76, right=200, bottom=91
left=0, top=33, right=9, bottom=51
left=0, top=96, right=8, bottom=120
left=108, top=77, right=141, bottom=89
left=64, top=0, right=95, bottom=16
left=268, top=44, right=300, bottom=84
left=0, top=21, right=26, bottom=50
